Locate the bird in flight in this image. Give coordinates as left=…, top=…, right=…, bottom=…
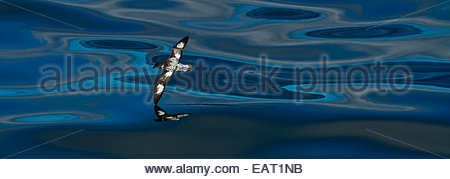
left=153, top=36, right=193, bottom=105
left=153, top=106, right=190, bottom=122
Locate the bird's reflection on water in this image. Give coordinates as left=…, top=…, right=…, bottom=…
left=153, top=106, right=191, bottom=122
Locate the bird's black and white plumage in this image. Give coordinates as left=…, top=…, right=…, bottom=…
left=153, top=36, right=193, bottom=105
left=153, top=106, right=190, bottom=122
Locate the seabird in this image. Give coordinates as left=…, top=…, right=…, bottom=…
left=153, top=106, right=190, bottom=122
left=153, top=36, right=193, bottom=105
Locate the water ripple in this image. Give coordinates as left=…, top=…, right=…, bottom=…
left=80, top=40, right=158, bottom=50
left=246, top=7, right=320, bottom=20
left=1, top=111, right=102, bottom=124
left=305, top=24, right=423, bottom=39
left=13, top=114, right=79, bottom=122
left=181, top=5, right=323, bottom=31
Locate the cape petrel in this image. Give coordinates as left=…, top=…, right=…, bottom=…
left=153, top=36, right=193, bottom=105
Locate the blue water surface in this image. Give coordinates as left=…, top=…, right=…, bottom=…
left=0, top=0, right=449, bottom=159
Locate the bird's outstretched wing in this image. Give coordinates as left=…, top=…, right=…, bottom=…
left=173, top=36, right=189, bottom=49
left=169, top=36, right=189, bottom=63
left=153, top=70, right=174, bottom=105
left=151, top=36, right=189, bottom=69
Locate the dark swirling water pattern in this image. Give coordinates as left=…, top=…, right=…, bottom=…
left=80, top=40, right=158, bottom=50
left=180, top=5, right=323, bottom=30
left=246, top=7, right=321, bottom=20
left=0, top=111, right=103, bottom=124
left=305, top=24, right=423, bottom=39
left=0, top=0, right=449, bottom=159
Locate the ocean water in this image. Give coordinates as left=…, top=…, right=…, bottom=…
left=0, top=0, right=449, bottom=158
